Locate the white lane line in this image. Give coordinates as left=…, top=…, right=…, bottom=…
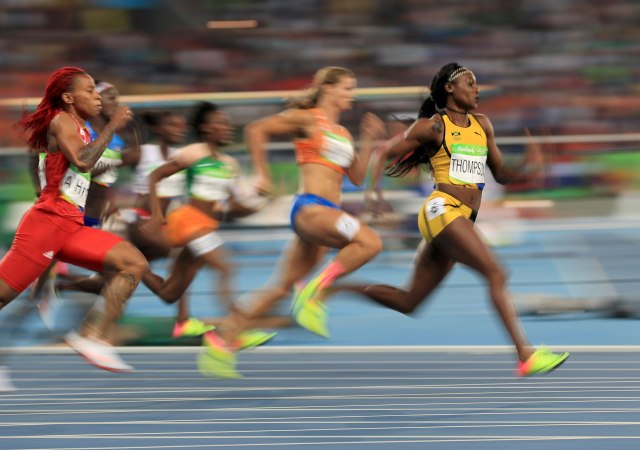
left=3, top=391, right=640, bottom=402
left=2, top=397, right=640, bottom=410
left=6, top=385, right=640, bottom=399
left=11, top=360, right=640, bottom=374
left=11, top=354, right=640, bottom=366
left=7, top=436, right=640, bottom=450
left=3, top=396, right=640, bottom=411
left=7, top=345, right=640, bottom=354
left=4, top=406, right=640, bottom=422
left=5, top=390, right=640, bottom=403
left=6, top=367, right=640, bottom=389
left=9, top=379, right=640, bottom=389
left=5, top=420, right=640, bottom=438
left=3, top=419, right=640, bottom=428
left=6, top=369, right=640, bottom=378
left=11, top=363, right=640, bottom=371
left=3, top=420, right=640, bottom=438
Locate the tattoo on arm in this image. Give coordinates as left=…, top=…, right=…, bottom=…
left=78, top=127, right=117, bottom=166
left=431, top=120, right=443, bottom=134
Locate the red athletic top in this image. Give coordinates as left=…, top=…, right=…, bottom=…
left=33, top=112, right=91, bottom=224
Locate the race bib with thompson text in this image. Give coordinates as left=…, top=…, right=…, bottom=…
left=449, top=143, right=488, bottom=185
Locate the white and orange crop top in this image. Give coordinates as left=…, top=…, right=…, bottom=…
left=294, top=108, right=354, bottom=175
left=172, top=143, right=239, bottom=202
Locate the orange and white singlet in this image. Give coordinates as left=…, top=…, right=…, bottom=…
left=294, top=108, right=354, bottom=174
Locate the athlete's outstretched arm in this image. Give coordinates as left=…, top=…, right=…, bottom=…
left=480, top=115, right=543, bottom=185
left=245, top=108, right=313, bottom=193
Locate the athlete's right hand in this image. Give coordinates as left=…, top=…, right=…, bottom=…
left=110, top=104, right=135, bottom=130
left=254, top=175, right=273, bottom=197
left=360, top=112, right=387, bottom=141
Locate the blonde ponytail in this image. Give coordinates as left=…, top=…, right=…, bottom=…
left=285, top=66, right=355, bottom=109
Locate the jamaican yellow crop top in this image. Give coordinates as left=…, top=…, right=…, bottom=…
left=294, top=108, right=354, bottom=175
left=429, top=113, right=488, bottom=190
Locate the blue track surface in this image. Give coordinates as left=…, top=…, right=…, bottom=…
left=2, top=216, right=640, bottom=449
left=2, top=348, right=640, bottom=449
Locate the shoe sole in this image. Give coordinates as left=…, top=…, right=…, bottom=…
left=72, top=351, right=134, bottom=373
left=173, top=327, right=216, bottom=339
left=520, top=352, right=570, bottom=377
left=295, top=310, right=330, bottom=338
left=197, top=352, right=241, bottom=379
left=235, top=333, right=277, bottom=351
left=65, top=338, right=134, bottom=373
left=202, top=333, right=237, bottom=366
left=535, top=352, right=570, bottom=375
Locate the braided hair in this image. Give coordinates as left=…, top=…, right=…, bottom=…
left=386, top=62, right=466, bottom=177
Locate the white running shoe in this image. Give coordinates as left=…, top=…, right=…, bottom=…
left=64, top=331, right=133, bottom=372
left=0, top=366, right=16, bottom=392
left=37, top=278, right=59, bottom=330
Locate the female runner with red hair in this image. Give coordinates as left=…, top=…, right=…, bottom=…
left=0, top=66, right=148, bottom=373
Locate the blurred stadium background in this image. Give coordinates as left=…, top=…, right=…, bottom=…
left=1, top=0, right=640, bottom=344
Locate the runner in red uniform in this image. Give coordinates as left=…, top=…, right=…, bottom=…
left=0, top=66, right=148, bottom=372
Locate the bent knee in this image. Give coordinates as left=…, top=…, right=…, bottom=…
left=110, top=241, right=149, bottom=277
left=0, top=279, right=19, bottom=307
left=398, top=303, right=419, bottom=315
left=396, top=294, right=422, bottom=315
left=486, top=265, right=507, bottom=286
left=158, top=289, right=182, bottom=304
left=369, top=233, right=383, bottom=256
left=216, top=261, right=235, bottom=277
left=126, top=251, right=149, bottom=278
left=355, top=229, right=383, bottom=258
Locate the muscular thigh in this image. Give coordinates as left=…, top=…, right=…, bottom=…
left=57, top=226, right=123, bottom=273
left=434, top=217, right=499, bottom=275
left=0, top=209, right=74, bottom=293
left=295, top=205, right=358, bottom=248
left=418, top=191, right=474, bottom=243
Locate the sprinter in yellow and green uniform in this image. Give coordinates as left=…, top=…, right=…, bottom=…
left=333, top=62, right=569, bottom=378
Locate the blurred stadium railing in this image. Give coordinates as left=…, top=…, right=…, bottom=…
left=2, top=85, right=640, bottom=246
